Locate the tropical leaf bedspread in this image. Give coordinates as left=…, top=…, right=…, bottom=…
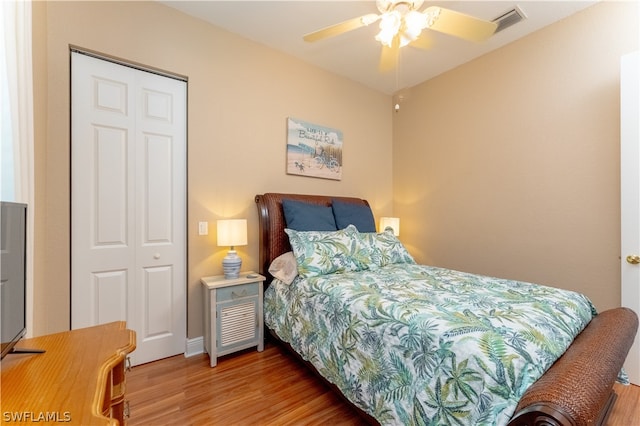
left=264, top=263, right=597, bottom=425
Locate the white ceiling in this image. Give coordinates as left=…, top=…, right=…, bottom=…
left=161, top=1, right=596, bottom=95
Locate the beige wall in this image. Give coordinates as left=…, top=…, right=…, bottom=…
left=393, top=1, right=639, bottom=312
left=32, top=1, right=393, bottom=337
left=32, top=0, right=638, bottom=340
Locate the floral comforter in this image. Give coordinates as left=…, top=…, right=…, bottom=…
left=264, top=263, right=596, bottom=425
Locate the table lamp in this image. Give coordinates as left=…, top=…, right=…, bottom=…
left=217, top=219, right=247, bottom=279
left=379, top=217, right=400, bottom=236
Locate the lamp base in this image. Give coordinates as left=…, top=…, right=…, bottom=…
left=222, top=250, right=242, bottom=279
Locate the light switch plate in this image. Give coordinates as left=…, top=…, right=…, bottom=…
left=198, top=221, right=208, bottom=236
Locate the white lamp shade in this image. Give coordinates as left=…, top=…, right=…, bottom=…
left=217, top=219, right=247, bottom=247
left=379, top=217, right=400, bottom=236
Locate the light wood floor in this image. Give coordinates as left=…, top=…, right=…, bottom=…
left=127, top=342, right=640, bottom=425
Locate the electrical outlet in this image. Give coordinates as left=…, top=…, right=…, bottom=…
left=198, top=221, right=208, bottom=236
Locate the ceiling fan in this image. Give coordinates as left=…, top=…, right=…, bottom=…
left=303, top=0, right=498, bottom=72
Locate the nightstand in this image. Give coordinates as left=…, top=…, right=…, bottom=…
left=201, top=272, right=265, bottom=367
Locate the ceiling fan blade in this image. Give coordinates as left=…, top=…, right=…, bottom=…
left=303, top=14, right=380, bottom=42
left=379, top=36, right=400, bottom=73
left=425, top=6, right=497, bottom=42
left=409, top=33, right=433, bottom=50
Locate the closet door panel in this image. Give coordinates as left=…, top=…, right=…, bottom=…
left=72, top=52, right=186, bottom=366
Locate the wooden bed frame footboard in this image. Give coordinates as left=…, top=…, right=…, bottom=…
left=508, top=307, right=637, bottom=426
left=255, top=193, right=639, bottom=426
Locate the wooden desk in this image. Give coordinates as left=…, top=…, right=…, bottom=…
left=1, top=321, right=136, bottom=425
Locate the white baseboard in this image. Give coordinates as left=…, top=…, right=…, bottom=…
left=185, top=336, right=204, bottom=357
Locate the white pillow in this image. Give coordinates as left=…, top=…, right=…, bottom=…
left=268, top=251, right=298, bottom=285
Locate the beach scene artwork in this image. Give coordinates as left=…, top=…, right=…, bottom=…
left=286, top=117, right=343, bottom=180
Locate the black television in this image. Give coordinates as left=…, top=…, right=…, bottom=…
left=1, top=201, right=29, bottom=358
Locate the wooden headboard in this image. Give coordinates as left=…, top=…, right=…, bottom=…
left=254, top=193, right=370, bottom=283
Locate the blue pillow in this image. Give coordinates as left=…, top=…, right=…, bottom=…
left=331, top=199, right=376, bottom=232
left=282, top=199, right=337, bottom=231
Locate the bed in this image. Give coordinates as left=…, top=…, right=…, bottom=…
left=255, top=192, right=638, bottom=426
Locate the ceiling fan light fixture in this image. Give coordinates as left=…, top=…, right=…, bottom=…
left=402, top=10, right=426, bottom=43
left=376, top=11, right=402, bottom=47
left=375, top=6, right=440, bottom=48
left=404, top=10, right=427, bottom=31
left=377, top=0, right=424, bottom=14
left=397, top=34, right=413, bottom=47
left=375, top=28, right=395, bottom=47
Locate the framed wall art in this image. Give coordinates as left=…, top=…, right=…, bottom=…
left=286, top=117, right=343, bottom=180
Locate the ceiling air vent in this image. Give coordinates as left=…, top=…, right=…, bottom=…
left=493, top=6, right=527, bottom=33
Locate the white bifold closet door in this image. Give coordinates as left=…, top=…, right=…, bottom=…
left=71, top=51, right=186, bottom=366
